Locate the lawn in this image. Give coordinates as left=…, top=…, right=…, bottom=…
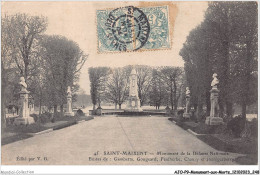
left=2, top=115, right=94, bottom=146
left=168, top=117, right=258, bottom=165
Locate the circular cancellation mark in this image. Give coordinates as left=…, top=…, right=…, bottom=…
left=105, top=6, right=150, bottom=51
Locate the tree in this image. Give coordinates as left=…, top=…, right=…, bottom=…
left=88, top=67, right=109, bottom=110
left=1, top=15, right=21, bottom=128
left=7, top=13, right=48, bottom=81
left=40, top=35, right=87, bottom=116
left=205, top=2, right=257, bottom=120
left=105, top=67, right=129, bottom=109
left=136, top=65, right=153, bottom=106
left=1, top=14, right=48, bottom=125
left=160, top=67, right=183, bottom=110
left=149, top=68, right=167, bottom=109
left=180, top=24, right=213, bottom=119
left=180, top=2, right=258, bottom=123
left=227, top=2, right=258, bottom=121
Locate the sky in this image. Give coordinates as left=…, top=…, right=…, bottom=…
left=2, top=1, right=208, bottom=94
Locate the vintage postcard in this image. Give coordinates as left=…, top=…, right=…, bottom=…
left=1, top=0, right=258, bottom=174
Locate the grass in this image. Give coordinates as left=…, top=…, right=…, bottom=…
left=53, top=121, right=77, bottom=130
left=2, top=115, right=94, bottom=146
left=197, top=134, right=258, bottom=165
left=1, top=133, right=32, bottom=146
left=168, top=116, right=258, bottom=165
left=3, top=122, right=50, bottom=134
left=169, top=117, right=227, bottom=134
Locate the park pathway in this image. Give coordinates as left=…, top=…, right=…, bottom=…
left=1, top=116, right=243, bottom=165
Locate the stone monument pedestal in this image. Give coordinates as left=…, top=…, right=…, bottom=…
left=64, top=86, right=74, bottom=116
left=205, top=73, right=223, bottom=125
left=205, top=116, right=223, bottom=125
left=124, top=68, right=143, bottom=112
left=183, top=87, right=191, bottom=119
left=64, top=111, right=74, bottom=116
left=14, top=77, right=35, bottom=125
left=14, top=117, right=35, bottom=125
left=183, top=113, right=191, bottom=118
left=124, top=96, right=143, bottom=112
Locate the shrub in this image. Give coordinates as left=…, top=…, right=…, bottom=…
left=75, top=109, right=84, bottom=117
left=30, top=114, right=38, bottom=123
left=39, top=112, right=53, bottom=124
left=227, top=115, right=245, bottom=138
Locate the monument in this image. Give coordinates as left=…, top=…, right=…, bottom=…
left=64, top=86, right=74, bottom=116
left=183, top=87, right=191, bottom=118
left=14, top=77, right=35, bottom=125
left=205, top=73, right=223, bottom=125
left=124, top=68, right=143, bottom=112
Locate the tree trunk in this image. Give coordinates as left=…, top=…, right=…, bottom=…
left=93, top=104, right=96, bottom=110
left=1, top=98, right=6, bottom=131
left=1, top=68, right=7, bottom=129
left=24, top=60, right=29, bottom=81
left=119, top=104, right=121, bottom=109
left=115, top=103, right=117, bottom=109
left=39, top=96, right=42, bottom=122
left=196, top=95, right=203, bottom=121
left=54, top=105, right=57, bottom=115
left=173, top=79, right=178, bottom=111
left=241, top=101, right=247, bottom=122
left=221, top=40, right=232, bottom=118
left=60, top=104, right=64, bottom=117
left=170, top=82, right=174, bottom=110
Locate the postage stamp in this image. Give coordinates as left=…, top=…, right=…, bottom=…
left=97, top=5, right=170, bottom=53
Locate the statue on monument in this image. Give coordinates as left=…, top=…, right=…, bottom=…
left=211, top=73, right=219, bottom=88
left=65, top=86, right=74, bottom=116
left=205, top=73, right=223, bottom=125
left=183, top=87, right=191, bottom=118
left=67, top=86, right=72, bottom=97
left=19, top=77, right=28, bottom=91
left=14, top=76, right=35, bottom=125
left=185, top=87, right=190, bottom=97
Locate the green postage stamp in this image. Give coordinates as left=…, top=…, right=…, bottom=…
left=97, top=6, right=170, bottom=53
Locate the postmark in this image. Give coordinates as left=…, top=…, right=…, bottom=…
left=97, top=5, right=170, bottom=53
left=106, top=6, right=150, bottom=51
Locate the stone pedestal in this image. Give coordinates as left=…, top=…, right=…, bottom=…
left=205, top=73, right=223, bottom=125
left=124, top=96, right=143, bottom=112
left=14, top=77, right=35, bottom=125
left=124, top=68, right=143, bottom=112
left=64, top=86, right=74, bottom=116
left=183, top=113, right=191, bottom=118
left=205, top=116, right=223, bottom=125
left=183, top=88, right=191, bottom=119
